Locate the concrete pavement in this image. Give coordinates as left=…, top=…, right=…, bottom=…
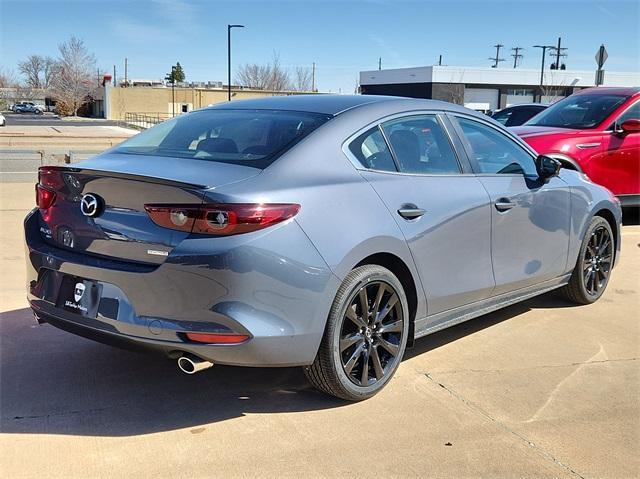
left=0, top=182, right=638, bottom=478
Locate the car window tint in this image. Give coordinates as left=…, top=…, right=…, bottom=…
left=348, top=127, right=397, bottom=172
left=381, top=115, right=460, bottom=174
left=457, top=117, right=536, bottom=176
left=492, top=109, right=512, bottom=125
left=617, top=101, right=640, bottom=124
left=113, top=109, right=331, bottom=168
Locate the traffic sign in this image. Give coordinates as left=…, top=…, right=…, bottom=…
left=595, top=45, right=608, bottom=68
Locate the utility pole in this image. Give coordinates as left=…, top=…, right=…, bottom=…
left=378, top=57, right=382, bottom=70
left=227, top=24, right=245, bottom=101
left=533, top=44, right=554, bottom=102
left=124, top=58, right=128, bottom=87
left=511, top=47, right=524, bottom=68
left=171, top=65, right=175, bottom=117
left=113, top=65, right=116, bottom=86
left=550, top=37, right=567, bottom=69
left=489, top=44, right=505, bottom=68
left=438, top=55, right=442, bottom=66
left=311, top=62, right=316, bottom=92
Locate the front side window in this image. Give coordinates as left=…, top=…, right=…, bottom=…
left=113, top=109, right=331, bottom=168
left=527, top=93, right=628, bottom=129
left=348, top=127, right=397, bottom=172
left=381, top=115, right=460, bottom=174
left=614, top=101, right=640, bottom=127
left=456, top=117, right=536, bottom=176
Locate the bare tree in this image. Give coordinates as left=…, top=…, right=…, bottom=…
left=0, top=66, right=19, bottom=88
left=236, top=52, right=292, bottom=91
left=49, top=37, right=96, bottom=116
left=294, top=66, right=313, bottom=92
left=19, top=55, right=46, bottom=88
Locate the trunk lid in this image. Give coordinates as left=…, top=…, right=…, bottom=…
left=37, top=155, right=261, bottom=264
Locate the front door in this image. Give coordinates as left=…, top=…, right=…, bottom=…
left=451, top=115, right=571, bottom=295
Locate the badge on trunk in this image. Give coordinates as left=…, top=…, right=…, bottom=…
left=80, top=193, right=102, bottom=217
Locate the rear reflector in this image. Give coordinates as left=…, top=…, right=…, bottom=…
left=185, top=332, right=250, bottom=344
left=35, top=184, right=56, bottom=209
left=144, top=203, right=300, bottom=236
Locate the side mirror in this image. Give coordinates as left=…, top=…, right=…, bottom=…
left=620, top=119, right=640, bottom=134
left=535, top=155, right=561, bottom=181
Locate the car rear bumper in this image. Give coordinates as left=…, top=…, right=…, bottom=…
left=24, top=209, right=339, bottom=367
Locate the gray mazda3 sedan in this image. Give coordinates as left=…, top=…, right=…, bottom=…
left=25, top=95, right=622, bottom=400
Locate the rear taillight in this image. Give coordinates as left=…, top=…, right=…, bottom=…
left=144, top=203, right=300, bottom=236
left=35, top=184, right=56, bottom=209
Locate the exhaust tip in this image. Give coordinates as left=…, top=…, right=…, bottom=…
left=177, top=354, right=213, bottom=374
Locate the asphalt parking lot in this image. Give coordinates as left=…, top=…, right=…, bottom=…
left=1, top=182, right=638, bottom=478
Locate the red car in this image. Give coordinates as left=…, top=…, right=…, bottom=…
left=512, top=87, right=640, bottom=206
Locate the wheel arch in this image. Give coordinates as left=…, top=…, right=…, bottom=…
left=355, top=252, right=418, bottom=347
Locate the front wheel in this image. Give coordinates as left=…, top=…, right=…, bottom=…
left=560, top=216, right=614, bottom=304
left=304, top=265, right=409, bottom=401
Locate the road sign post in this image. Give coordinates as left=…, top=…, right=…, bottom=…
left=595, top=44, right=608, bottom=86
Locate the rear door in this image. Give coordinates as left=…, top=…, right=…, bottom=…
left=450, top=114, right=571, bottom=295
left=347, top=113, right=494, bottom=317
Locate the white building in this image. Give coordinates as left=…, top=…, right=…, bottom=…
left=360, top=65, right=640, bottom=111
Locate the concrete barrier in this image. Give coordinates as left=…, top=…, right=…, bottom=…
left=0, top=149, right=102, bottom=182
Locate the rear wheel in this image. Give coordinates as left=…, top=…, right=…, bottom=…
left=304, top=265, right=409, bottom=401
left=560, top=216, right=614, bottom=304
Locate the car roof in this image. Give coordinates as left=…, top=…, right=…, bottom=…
left=574, top=87, right=640, bottom=97
left=205, top=94, right=472, bottom=116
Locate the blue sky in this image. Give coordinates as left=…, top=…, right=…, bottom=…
left=1, top=0, right=638, bottom=92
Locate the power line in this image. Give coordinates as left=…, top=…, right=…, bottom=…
left=549, top=37, right=568, bottom=70
left=489, top=44, right=505, bottom=68
left=511, top=47, right=524, bottom=68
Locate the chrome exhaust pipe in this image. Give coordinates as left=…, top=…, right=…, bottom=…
left=177, top=354, right=213, bottom=374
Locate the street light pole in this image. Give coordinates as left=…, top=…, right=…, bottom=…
left=227, top=24, right=245, bottom=101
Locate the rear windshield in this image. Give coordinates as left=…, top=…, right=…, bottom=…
left=113, top=109, right=332, bottom=168
left=526, top=93, right=627, bottom=129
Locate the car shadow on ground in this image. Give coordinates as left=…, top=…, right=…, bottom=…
left=0, top=293, right=578, bottom=437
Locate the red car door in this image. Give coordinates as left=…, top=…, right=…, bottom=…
left=596, top=101, right=640, bottom=197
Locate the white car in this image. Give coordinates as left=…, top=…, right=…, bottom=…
left=0, top=112, right=6, bottom=126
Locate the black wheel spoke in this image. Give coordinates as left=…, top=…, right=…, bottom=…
left=377, top=319, right=402, bottom=334
left=359, top=287, right=369, bottom=317
left=345, top=305, right=366, bottom=329
left=375, top=293, right=398, bottom=324
left=344, top=343, right=365, bottom=374
left=360, top=347, right=370, bottom=386
left=340, top=333, right=363, bottom=352
left=372, top=283, right=386, bottom=317
left=378, top=337, right=399, bottom=357
left=371, top=346, right=385, bottom=380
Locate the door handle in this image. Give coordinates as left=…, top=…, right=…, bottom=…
left=494, top=198, right=516, bottom=212
left=397, top=205, right=426, bottom=219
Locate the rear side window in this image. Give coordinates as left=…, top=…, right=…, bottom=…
left=456, top=117, right=536, bottom=176
left=382, top=115, right=460, bottom=174
left=348, top=127, right=397, bottom=172
left=113, top=109, right=332, bottom=168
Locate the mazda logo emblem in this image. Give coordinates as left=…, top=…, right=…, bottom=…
left=80, top=193, right=102, bottom=217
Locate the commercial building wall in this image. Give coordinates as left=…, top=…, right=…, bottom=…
left=104, top=86, right=309, bottom=120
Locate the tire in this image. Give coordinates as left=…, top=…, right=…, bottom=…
left=559, top=216, right=614, bottom=304
left=304, top=265, right=409, bottom=401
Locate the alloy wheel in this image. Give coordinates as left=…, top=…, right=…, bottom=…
left=339, top=281, right=404, bottom=387
left=582, top=225, right=613, bottom=296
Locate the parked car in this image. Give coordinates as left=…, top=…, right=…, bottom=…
left=25, top=95, right=621, bottom=401
left=512, top=87, right=640, bottom=206
left=492, top=103, right=548, bottom=126
left=14, top=102, right=43, bottom=114
left=0, top=112, right=5, bottom=126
